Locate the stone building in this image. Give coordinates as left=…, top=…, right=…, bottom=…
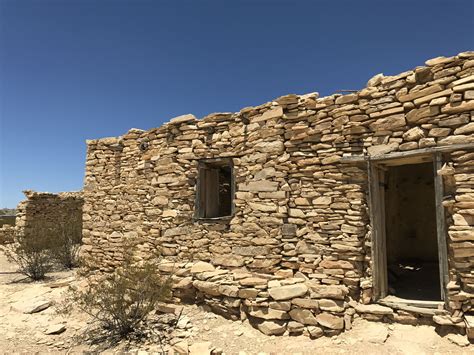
left=81, top=52, right=474, bottom=338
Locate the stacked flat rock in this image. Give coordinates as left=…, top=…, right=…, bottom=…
left=15, top=190, right=83, bottom=243
left=80, top=52, right=474, bottom=338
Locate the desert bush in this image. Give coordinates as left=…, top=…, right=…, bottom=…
left=50, top=217, right=82, bottom=269
left=65, top=245, right=173, bottom=338
left=4, top=223, right=56, bottom=280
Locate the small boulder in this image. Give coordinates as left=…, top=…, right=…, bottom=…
left=156, top=302, right=184, bottom=315
left=289, top=308, right=318, bottom=325
left=287, top=321, right=304, bottom=333
left=316, top=313, right=344, bottom=330
left=257, top=321, right=286, bottom=335
left=12, top=298, right=51, bottom=314
left=447, top=333, right=470, bottom=347
left=45, top=323, right=66, bottom=335
left=192, top=280, right=220, bottom=297
left=307, top=326, right=324, bottom=339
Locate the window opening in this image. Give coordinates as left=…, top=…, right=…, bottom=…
left=196, top=159, right=233, bottom=219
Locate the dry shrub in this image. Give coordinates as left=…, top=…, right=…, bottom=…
left=50, top=217, right=82, bottom=269
left=4, top=223, right=56, bottom=280
left=5, top=216, right=82, bottom=280
left=65, top=243, right=173, bottom=338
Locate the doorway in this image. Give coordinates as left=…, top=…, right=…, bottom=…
left=384, top=163, right=440, bottom=301
left=368, top=154, right=448, bottom=303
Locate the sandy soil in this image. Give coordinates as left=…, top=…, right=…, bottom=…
left=0, top=249, right=472, bottom=354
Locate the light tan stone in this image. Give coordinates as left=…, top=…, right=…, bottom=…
left=406, top=105, right=440, bottom=123
left=398, top=84, right=443, bottom=102
left=289, top=308, right=318, bottom=325
left=253, top=107, right=284, bottom=123
left=257, top=321, right=286, bottom=335
left=402, top=127, right=425, bottom=141
left=169, top=113, right=197, bottom=125
left=355, top=304, right=393, bottom=315
left=190, top=261, right=215, bottom=273
left=268, top=283, right=308, bottom=301
left=316, top=313, right=344, bottom=330
left=239, top=181, right=279, bottom=192
left=369, top=114, right=406, bottom=131
left=192, top=280, right=220, bottom=296
left=249, top=307, right=290, bottom=320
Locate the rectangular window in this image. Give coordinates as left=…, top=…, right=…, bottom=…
left=196, top=159, right=234, bottom=219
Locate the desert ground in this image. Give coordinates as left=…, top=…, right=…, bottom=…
left=0, top=250, right=471, bottom=355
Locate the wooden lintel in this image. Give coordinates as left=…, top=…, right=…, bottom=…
left=340, top=143, right=474, bottom=164
left=199, top=157, right=236, bottom=165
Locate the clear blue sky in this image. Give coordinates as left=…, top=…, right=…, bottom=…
left=0, top=0, right=473, bottom=208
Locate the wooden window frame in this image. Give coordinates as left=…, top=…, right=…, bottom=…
left=194, top=158, right=235, bottom=222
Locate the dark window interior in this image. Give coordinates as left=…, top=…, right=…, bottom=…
left=196, top=160, right=233, bottom=219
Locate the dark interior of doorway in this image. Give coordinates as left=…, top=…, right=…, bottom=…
left=385, top=162, right=441, bottom=301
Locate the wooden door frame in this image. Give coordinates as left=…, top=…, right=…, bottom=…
left=368, top=160, right=389, bottom=300
left=368, top=153, right=449, bottom=303
left=433, top=152, right=449, bottom=301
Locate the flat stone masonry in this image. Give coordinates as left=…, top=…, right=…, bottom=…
left=0, top=225, right=15, bottom=244
left=15, top=190, right=83, bottom=242
left=81, top=52, right=474, bottom=338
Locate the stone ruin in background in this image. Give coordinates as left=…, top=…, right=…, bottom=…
left=0, top=190, right=83, bottom=245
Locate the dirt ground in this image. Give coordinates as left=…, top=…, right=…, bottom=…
left=0, top=249, right=472, bottom=354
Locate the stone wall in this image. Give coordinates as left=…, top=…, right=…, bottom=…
left=0, top=225, right=15, bottom=244
left=445, top=150, right=474, bottom=317
left=16, top=190, right=84, bottom=241
left=81, top=52, right=474, bottom=337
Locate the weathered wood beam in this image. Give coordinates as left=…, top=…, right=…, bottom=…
left=340, top=143, right=474, bottom=164
left=368, top=161, right=388, bottom=300
left=378, top=299, right=447, bottom=316
left=434, top=153, right=449, bottom=302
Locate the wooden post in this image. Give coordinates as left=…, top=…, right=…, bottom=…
left=378, top=167, right=388, bottom=298
left=433, top=153, right=449, bottom=302
left=368, top=160, right=387, bottom=300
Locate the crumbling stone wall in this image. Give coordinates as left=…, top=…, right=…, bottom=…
left=0, top=225, right=15, bottom=244
left=82, top=52, right=474, bottom=337
left=16, top=190, right=84, bottom=241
